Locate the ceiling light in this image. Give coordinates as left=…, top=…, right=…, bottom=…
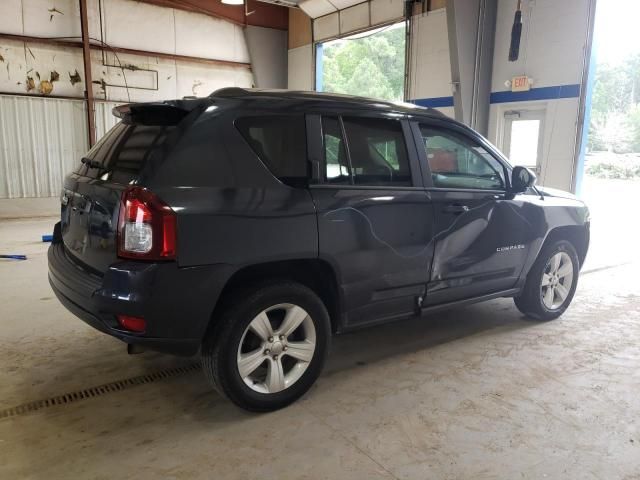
left=221, top=0, right=244, bottom=4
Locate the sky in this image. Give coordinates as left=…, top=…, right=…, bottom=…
left=594, top=0, right=640, bottom=65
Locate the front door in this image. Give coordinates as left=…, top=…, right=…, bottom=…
left=413, top=120, right=535, bottom=306
left=308, top=113, right=435, bottom=328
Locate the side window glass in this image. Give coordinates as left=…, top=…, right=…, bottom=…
left=419, top=126, right=505, bottom=190
left=108, top=125, right=176, bottom=184
left=76, top=123, right=127, bottom=178
left=342, top=117, right=412, bottom=187
left=322, top=117, right=350, bottom=184
left=236, top=115, right=308, bottom=187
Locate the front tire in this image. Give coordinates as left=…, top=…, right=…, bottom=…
left=514, top=240, right=580, bottom=321
left=202, top=282, right=331, bottom=412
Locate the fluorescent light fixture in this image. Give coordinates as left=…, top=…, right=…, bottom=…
left=221, top=0, right=244, bottom=4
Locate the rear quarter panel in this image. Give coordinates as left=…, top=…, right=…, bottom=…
left=147, top=110, right=318, bottom=268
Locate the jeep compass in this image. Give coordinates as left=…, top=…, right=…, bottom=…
left=48, top=88, right=590, bottom=411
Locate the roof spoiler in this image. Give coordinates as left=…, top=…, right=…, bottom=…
left=112, top=102, right=193, bottom=126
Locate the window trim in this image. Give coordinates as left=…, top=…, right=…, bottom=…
left=337, top=116, right=355, bottom=185
left=311, top=112, right=422, bottom=189
left=411, top=120, right=511, bottom=192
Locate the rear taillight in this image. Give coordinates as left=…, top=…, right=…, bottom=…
left=117, top=187, right=177, bottom=260
left=117, top=314, right=146, bottom=332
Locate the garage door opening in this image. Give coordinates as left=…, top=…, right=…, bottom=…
left=581, top=0, right=640, bottom=270
left=316, top=22, right=406, bottom=102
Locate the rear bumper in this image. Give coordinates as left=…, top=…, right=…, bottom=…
left=48, top=237, right=234, bottom=356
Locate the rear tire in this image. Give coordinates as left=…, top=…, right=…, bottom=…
left=202, top=281, right=331, bottom=412
left=514, top=240, right=580, bottom=321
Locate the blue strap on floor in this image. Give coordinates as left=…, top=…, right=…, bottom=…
left=0, top=255, right=27, bottom=260
left=42, top=234, right=53, bottom=242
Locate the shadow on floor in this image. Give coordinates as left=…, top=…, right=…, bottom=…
left=8, top=297, right=534, bottom=426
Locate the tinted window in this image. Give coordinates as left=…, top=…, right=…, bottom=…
left=419, top=126, right=505, bottom=190
left=109, top=125, right=176, bottom=184
left=342, top=117, right=411, bottom=186
left=322, top=116, right=350, bottom=184
left=236, top=116, right=307, bottom=187
left=76, top=123, right=125, bottom=177
left=77, top=123, right=175, bottom=183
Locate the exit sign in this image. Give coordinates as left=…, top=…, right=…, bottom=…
left=512, top=75, right=531, bottom=92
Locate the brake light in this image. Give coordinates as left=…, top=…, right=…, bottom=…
left=117, top=187, right=177, bottom=260
left=117, top=314, right=146, bottom=332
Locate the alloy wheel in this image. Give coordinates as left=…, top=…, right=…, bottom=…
left=540, top=251, right=574, bottom=310
left=237, top=303, right=316, bottom=394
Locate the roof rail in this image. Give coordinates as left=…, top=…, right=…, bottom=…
left=208, top=87, right=447, bottom=117
left=210, top=87, right=251, bottom=98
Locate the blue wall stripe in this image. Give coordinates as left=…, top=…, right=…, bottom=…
left=412, top=84, right=580, bottom=109
left=489, top=84, right=581, bottom=104
left=411, top=96, right=455, bottom=108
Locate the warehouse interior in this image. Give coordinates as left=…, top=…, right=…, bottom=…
left=1, top=0, right=639, bottom=478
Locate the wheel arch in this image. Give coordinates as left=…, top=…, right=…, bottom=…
left=206, top=258, right=343, bottom=339
left=542, top=224, right=590, bottom=268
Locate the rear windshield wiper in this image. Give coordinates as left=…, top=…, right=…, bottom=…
left=81, top=157, right=104, bottom=170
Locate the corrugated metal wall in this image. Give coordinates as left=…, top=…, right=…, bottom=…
left=0, top=95, right=122, bottom=199
left=0, top=95, right=87, bottom=199
left=95, top=101, right=122, bottom=140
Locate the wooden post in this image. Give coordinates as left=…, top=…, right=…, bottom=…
left=79, top=0, right=96, bottom=147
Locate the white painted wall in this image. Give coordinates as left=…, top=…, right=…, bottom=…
left=491, top=0, right=589, bottom=92
left=288, top=44, right=314, bottom=91
left=245, top=26, right=287, bottom=88
left=407, top=9, right=454, bottom=117
left=0, top=0, right=253, bottom=103
left=488, top=0, right=592, bottom=191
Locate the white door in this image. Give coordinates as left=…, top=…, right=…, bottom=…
left=503, top=110, right=545, bottom=174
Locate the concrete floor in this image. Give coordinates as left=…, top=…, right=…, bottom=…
left=1, top=183, right=640, bottom=479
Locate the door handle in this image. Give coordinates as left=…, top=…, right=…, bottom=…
left=443, top=204, right=469, bottom=214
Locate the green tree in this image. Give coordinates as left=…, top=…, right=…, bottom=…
left=626, top=104, right=640, bottom=151
left=586, top=52, right=640, bottom=178
left=321, top=25, right=406, bottom=102
left=588, top=53, right=640, bottom=153
left=344, top=57, right=395, bottom=100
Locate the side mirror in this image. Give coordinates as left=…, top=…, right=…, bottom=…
left=511, top=166, right=537, bottom=193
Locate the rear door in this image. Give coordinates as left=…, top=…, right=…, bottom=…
left=412, top=119, right=535, bottom=305
left=308, top=113, right=435, bottom=328
left=61, top=122, right=177, bottom=272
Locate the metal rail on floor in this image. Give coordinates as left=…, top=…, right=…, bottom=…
left=0, top=362, right=201, bottom=420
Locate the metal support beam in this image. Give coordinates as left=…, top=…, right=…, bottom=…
left=571, top=0, right=598, bottom=195
left=446, top=0, right=497, bottom=134
left=0, top=33, right=252, bottom=69
left=79, top=0, right=96, bottom=147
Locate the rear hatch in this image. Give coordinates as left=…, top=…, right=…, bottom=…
left=60, top=101, right=202, bottom=273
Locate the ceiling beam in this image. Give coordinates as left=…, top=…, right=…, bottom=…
left=137, top=0, right=289, bottom=30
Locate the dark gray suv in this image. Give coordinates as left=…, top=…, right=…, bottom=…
left=49, top=88, right=590, bottom=411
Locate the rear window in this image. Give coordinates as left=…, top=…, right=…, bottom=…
left=78, top=123, right=175, bottom=183
left=236, top=116, right=307, bottom=187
